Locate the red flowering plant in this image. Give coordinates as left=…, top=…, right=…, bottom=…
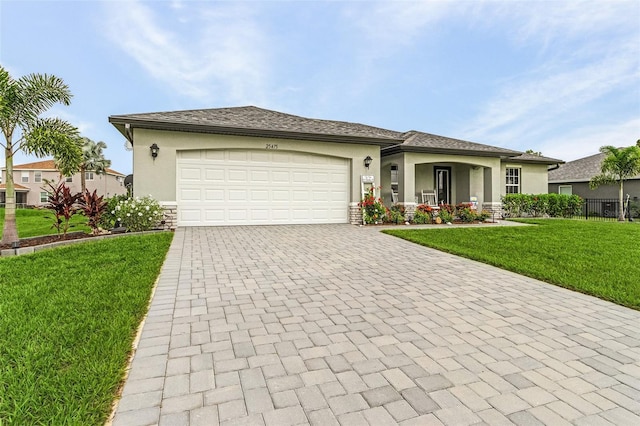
left=413, top=203, right=434, bottom=224
left=359, top=186, right=386, bottom=224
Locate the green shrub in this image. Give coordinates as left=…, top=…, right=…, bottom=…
left=457, top=207, right=477, bottom=223
left=502, top=194, right=583, bottom=218
left=111, top=196, right=163, bottom=232
left=412, top=210, right=431, bottom=224
left=99, top=194, right=130, bottom=229
left=438, top=208, right=454, bottom=223
left=387, top=205, right=406, bottom=224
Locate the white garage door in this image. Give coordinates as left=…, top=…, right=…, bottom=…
left=177, top=150, right=350, bottom=226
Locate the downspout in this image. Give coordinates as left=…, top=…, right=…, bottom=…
left=124, top=123, right=133, bottom=143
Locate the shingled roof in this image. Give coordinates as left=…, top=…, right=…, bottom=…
left=109, top=105, right=562, bottom=163
left=507, top=152, right=564, bottom=164
left=110, top=106, right=403, bottom=146
left=549, top=151, right=640, bottom=183
left=383, top=130, right=522, bottom=157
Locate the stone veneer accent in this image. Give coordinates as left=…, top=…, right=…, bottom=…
left=401, top=202, right=417, bottom=221
left=482, top=202, right=503, bottom=221
left=159, top=202, right=178, bottom=230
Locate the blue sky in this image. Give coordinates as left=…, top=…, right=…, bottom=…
left=1, top=0, right=639, bottom=175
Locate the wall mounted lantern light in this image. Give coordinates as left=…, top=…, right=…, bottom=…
left=150, top=143, right=159, bottom=159
left=364, top=155, right=373, bottom=169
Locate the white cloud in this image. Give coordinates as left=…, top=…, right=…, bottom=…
left=461, top=38, right=639, bottom=144
left=101, top=0, right=271, bottom=104
left=455, top=1, right=640, bottom=152
left=539, top=117, right=640, bottom=162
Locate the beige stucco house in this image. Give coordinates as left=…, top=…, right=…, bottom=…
left=109, top=106, right=562, bottom=226
left=0, top=160, right=127, bottom=207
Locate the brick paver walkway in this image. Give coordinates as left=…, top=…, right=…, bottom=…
left=112, top=225, right=640, bottom=425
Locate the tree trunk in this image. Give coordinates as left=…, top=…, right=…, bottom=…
left=618, top=180, right=625, bottom=221
left=1, top=146, right=19, bottom=245
left=80, top=166, right=86, bottom=194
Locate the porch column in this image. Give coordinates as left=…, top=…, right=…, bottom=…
left=399, top=159, right=416, bottom=218
left=482, top=165, right=503, bottom=218
left=469, top=167, right=484, bottom=206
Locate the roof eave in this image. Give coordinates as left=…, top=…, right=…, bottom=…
left=506, top=158, right=565, bottom=165
left=381, top=144, right=520, bottom=158
left=109, top=116, right=401, bottom=147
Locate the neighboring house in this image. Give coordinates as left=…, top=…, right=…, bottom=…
left=0, top=160, right=127, bottom=207
left=109, top=106, right=563, bottom=227
left=548, top=152, right=640, bottom=201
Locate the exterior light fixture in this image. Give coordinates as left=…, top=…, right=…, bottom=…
left=150, top=143, right=159, bottom=159
left=364, top=155, right=373, bottom=169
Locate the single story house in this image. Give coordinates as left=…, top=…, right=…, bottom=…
left=109, top=106, right=563, bottom=227
left=548, top=151, right=640, bottom=201
left=0, top=160, right=127, bottom=207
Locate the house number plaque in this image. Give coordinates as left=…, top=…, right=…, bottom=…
left=265, top=143, right=278, bottom=150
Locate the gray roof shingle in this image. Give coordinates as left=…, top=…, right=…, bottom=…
left=549, top=151, right=640, bottom=182
left=392, top=130, right=522, bottom=156
left=109, top=105, right=561, bottom=164
left=110, top=106, right=403, bottom=142
left=507, top=152, right=564, bottom=164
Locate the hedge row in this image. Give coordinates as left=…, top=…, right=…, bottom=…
left=502, top=193, right=583, bottom=218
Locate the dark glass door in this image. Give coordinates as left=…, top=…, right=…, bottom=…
left=435, top=167, right=451, bottom=205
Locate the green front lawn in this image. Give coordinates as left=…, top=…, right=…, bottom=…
left=0, top=233, right=173, bottom=425
left=384, top=219, right=640, bottom=309
left=0, top=207, right=89, bottom=239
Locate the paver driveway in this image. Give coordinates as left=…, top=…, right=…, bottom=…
left=112, top=225, right=640, bottom=426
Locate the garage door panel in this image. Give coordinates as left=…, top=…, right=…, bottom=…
left=205, top=169, right=225, bottom=181
left=292, top=172, right=309, bottom=183
left=272, top=190, right=290, bottom=201
left=180, top=167, right=201, bottom=181
left=177, top=150, right=349, bottom=226
left=251, top=170, right=269, bottom=182
left=204, top=150, right=225, bottom=161
left=292, top=191, right=309, bottom=201
left=180, top=209, right=202, bottom=222
left=250, top=190, right=269, bottom=201
left=228, top=169, right=248, bottom=181
left=272, top=171, right=290, bottom=183
left=204, top=189, right=224, bottom=201
left=180, top=188, right=202, bottom=201
left=204, top=209, right=225, bottom=221
left=228, top=151, right=249, bottom=162
left=180, top=151, right=202, bottom=160
left=229, top=189, right=248, bottom=201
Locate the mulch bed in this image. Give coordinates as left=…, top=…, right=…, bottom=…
left=0, top=232, right=99, bottom=250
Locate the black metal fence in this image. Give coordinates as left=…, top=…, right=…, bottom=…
left=582, top=198, right=635, bottom=221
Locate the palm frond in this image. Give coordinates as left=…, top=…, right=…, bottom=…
left=22, top=117, right=82, bottom=175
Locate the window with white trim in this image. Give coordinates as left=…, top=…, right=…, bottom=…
left=85, top=171, right=94, bottom=181
left=21, top=171, right=29, bottom=183
left=34, top=171, right=42, bottom=183
left=558, top=185, right=572, bottom=195
left=40, top=192, right=49, bottom=203
left=505, top=168, right=520, bottom=194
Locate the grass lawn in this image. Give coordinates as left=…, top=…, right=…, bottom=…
left=0, top=232, right=173, bottom=425
left=384, top=219, right=640, bottom=310
left=0, top=207, right=89, bottom=238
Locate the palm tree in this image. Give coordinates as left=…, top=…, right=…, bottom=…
left=77, top=137, right=111, bottom=193
left=589, top=145, right=640, bottom=221
left=0, top=66, right=82, bottom=245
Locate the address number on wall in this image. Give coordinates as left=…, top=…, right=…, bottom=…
left=265, top=144, right=278, bottom=150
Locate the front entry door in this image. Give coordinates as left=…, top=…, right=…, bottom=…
left=435, top=167, right=451, bottom=205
